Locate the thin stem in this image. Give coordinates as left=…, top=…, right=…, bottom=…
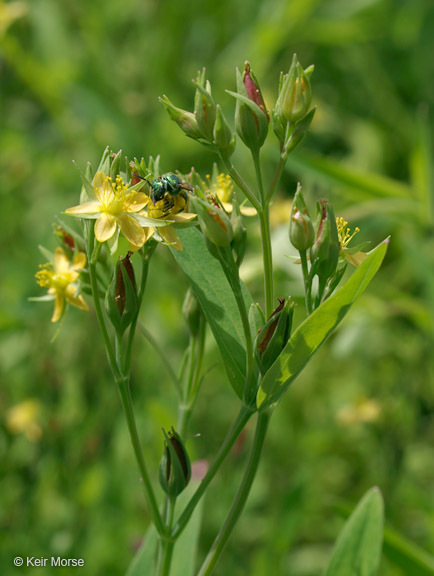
left=124, top=245, right=154, bottom=374
left=197, top=410, right=271, bottom=576
left=87, top=236, right=119, bottom=379
left=252, top=150, right=274, bottom=316
left=172, top=404, right=254, bottom=539
left=299, top=250, right=312, bottom=315
left=251, top=149, right=265, bottom=206
left=138, top=320, right=182, bottom=398
left=219, top=155, right=261, bottom=212
left=117, top=376, right=165, bottom=536
left=232, top=277, right=254, bottom=404
left=258, top=208, right=274, bottom=316
left=157, top=496, right=177, bottom=576
left=178, top=316, right=206, bottom=435
left=266, top=155, right=287, bottom=203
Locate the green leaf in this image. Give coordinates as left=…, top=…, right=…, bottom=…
left=290, top=150, right=411, bottom=199
left=257, top=239, right=388, bottom=409
left=125, top=524, right=158, bottom=576
left=171, top=227, right=252, bottom=398
left=125, top=478, right=204, bottom=576
left=324, top=487, right=384, bottom=576
left=171, top=479, right=205, bottom=576
left=383, top=526, right=434, bottom=576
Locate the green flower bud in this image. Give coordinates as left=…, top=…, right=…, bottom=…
left=194, top=68, right=217, bottom=142
left=282, top=107, right=316, bottom=157
left=213, top=105, right=236, bottom=158
left=228, top=62, right=269, bottom=153
left=311, top=199, right=340, bottom=281
left=159, top=95, right=203, bottom=140
left=182, top=287, right=202, bottom=337
left=159, top=427, right=191, bottom=496
left=230, top=194, right=247, bottom=267
left=254, top=298, right=294, bottom=374
left=275, top=54, right=313, bottom=124
left=105, top=252, right=138, bottom=333
left=289, top=184, right=315, bottom=251
left=189, top=195, right=233, bottom=247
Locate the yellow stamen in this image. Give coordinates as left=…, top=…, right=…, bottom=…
left=336, top=216, right=360, bottom=249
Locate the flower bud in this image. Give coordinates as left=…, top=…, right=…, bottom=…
left=194, top=69, right=217, bottom=141
left=229, top=62, right=269, bottom=153
left=311, top=199, right=340, bottom=281
left=254, top=298, right=294, bottom=374
left=159, top=427, right=191, bottom=496
left=105, top=252, right=138, bottom=333
left=275, top=54, right=313, bottom=124
left=289, top=184, right=315, bottom=251
left=213, top=105, right=236, bottom=158
left=282, top=106, right=316, bottom=157
left=182, top=287, right=202, bottom=337
left=159, top=95, right=204, bottom=140
left=189, top=195, right=233, bottom=247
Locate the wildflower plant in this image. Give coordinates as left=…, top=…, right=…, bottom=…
left=33, top=55, right=389, bottom=575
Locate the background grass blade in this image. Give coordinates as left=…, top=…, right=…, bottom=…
left=324, top=487, right=384, bottom=576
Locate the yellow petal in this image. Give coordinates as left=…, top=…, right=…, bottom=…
left=345, top=251, right=367, bottom=267
left=72, top=251, right=87, bottom=270
left=171, top=212, right=197, bottom=222
left=65, top=285, right=89, bottom=311
left=222, top=202, right=233, bottom=213
left=240, top=206, right=257, bottom=217
left=65, top=201, right=101, bottom=216
left=124, top=192, right=150, bottom=213
left=51, top=293, right=65, bottom=322
left=95, top=213, right=117, bottom=242
left=143, top=226, right=155, bottom=243
left=94, top=173, right=113, bottom=204
left=159, top=226, right=183, bottom=251
left=53, top=248, right=70, bottom=274
left=118, top=213, right=145, bottom=247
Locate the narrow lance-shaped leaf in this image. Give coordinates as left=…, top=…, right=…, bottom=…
left=257, top=238, right=389, bottom=409
left=171, top=227, right=252, bottom=398
left=324, top=487, right=384, bottom=576
left=383, top=526, right=434, bottom=576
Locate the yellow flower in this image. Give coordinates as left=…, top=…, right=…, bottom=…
left=206, top=171, right=256, bottom=217
left=6, top=400, right=42, bottom=442
left=65, top=172, right=149, bottom=248
left=35, top=247, right=88, bottom=322
left=138, top=193, right=196, bottom=251
left=336, top=217, right=367, bottom=267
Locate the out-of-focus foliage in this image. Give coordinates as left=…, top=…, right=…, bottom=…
left=1, top=0, right=433, bottom=574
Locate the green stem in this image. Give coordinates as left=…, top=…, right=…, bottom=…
left=258, top=208, right=274, bottom=316
left=219, top=155, right=261, bottom=212
left=157, top=496, right=177, bottom=576
left=232, top=277, right=254, bottom=404
left=252, top=149, right=274, bottom=316
left=124, top=244, right=155, bottom=374
left=266, top=155, right=287, bottom=203
left=138, top=321, right=182, bottom=398
left=299, top=250, right=312, bottom=315
left=117, top=376, right=165, bottom=536
left=172, top=404, right=254, bottom=539
left=197, top=410, right=271, bottom=576
left=178, top=316, right=206, bottom=435
left=87, top=242, right=119, bottom=379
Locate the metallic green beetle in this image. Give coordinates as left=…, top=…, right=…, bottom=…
left=137, top=172, right=192, bottom=205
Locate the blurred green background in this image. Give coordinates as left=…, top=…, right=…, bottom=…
left=1, top=0, right=433, bottom=574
